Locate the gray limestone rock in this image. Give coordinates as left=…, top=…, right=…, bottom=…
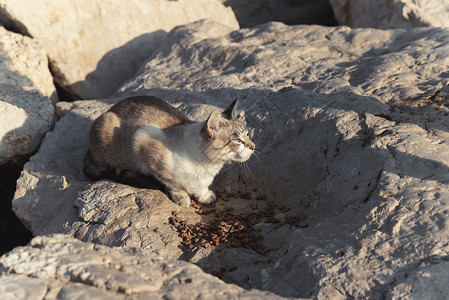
left=0, top=26, right=56, bottom=165
left=0, top=235, right=284, bottom=299
left=0, top=0, right=239, bottom=100
left=329, top=0, right=449, bottom=29
left=12, top=20, right=449, bottom=299
left=387, top=258, right=449, bottom=299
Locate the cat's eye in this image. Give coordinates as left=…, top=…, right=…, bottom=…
left=233, top=138, right=243, bottom=144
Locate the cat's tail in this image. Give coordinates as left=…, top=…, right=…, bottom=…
left=83, top=150, right=168, bottom=192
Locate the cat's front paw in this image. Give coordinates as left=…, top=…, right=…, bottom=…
left=169, top=190, right=191, bottom=208
left=197, top=190, right=216, bottom=204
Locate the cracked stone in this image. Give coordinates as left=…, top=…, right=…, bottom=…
left=0, top=235, right=282, bottom=299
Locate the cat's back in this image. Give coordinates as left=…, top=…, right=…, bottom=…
left=86, top=95, right=191, bottom=178
left=108, top=95, right=191, bottom=128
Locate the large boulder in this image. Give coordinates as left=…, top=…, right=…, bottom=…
left=329, top=0, right=449, bottom=29
left=0, top=235, right=282, bottom=299
left=0, top=26, right=56, bottom=165
left=13, top=20, right=449, bottom=298
left=0, top=0, right=239, bottom=100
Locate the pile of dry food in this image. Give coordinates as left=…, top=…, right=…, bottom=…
left=169, top=196, right=304, bottom=254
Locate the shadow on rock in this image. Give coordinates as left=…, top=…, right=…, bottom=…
left=55, top=30, right=167, bottom=101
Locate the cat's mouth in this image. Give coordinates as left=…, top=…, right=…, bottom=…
left=233, top=149, right=254, bottom=162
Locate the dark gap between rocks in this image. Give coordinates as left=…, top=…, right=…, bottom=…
left=223, top=0, right=338, bottom=28
left=0, top=23, right=65, bottom=255
left=0, top=164, right=33, bottom=255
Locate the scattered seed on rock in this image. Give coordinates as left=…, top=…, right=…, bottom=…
left=256, top=195, right=267, bottom=201
left=273, top=222, right=283, bottom=229
left=240, top=192, right=252, bottom=199
left=259, top=247, right=270, bottom=254
left=168, top=199, right=299, bottom=254
left=211, top=270, right=223, bottom=278
left=298, top=222, right=309, bottom=228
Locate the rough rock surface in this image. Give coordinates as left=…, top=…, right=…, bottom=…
left=13, top=20, right=449, bottom=298
left=0, top=235, right=283, bottom=299
left=219, top=0, right=337, bottom=28
left=0, top=0, right=238, bottom=100
left=0, top=26, right=56, bottom=165
left=329, top=0, right=449, bottom=29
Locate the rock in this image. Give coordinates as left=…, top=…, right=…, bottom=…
left=0, top=235, right=283, bottom=299
left=329, top=0, right=449, bottom=29
left=0, top=0, right=239, bottom=100
left=0, top=26, right=56, bottom=165
left=54, top=101, right=73, bottom=119
left=13, top=20, right=449, bottom=298
left=219, top=0, right=337, bottom=28
left=387, top=258, right=449, bottom=299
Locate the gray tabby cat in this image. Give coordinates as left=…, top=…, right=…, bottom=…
left=84, top=96, right=255, bottom=207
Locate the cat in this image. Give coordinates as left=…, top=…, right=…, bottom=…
left=84, top=95, right=255, bottom=207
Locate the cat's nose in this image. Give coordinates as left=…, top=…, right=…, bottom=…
left=247, top=142, right=255, bottom=151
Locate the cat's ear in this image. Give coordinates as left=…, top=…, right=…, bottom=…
left=222, top=98, right=238, bottom=120
left=204, top=110, right=222, bottom=138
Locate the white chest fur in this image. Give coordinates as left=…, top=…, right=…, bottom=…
left=134, top=122, right=224, bottom=196
left=171, top=152, right=222, bottom=195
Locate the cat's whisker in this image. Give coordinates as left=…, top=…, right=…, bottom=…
left=239, top=161, right=254, bottom=183
left=244, top=161, right=254, bottom=178
left=251, top=151, right=265, bottom=164
left=239, top=162, right=250, bottom=182
left=240, top=163, right=248, bottom=180
left=254, top=147, right=273, bottom=156
left=246, top=157, right=257, bottom=169
left=254, top=147, right=271, bottom=156
left=250, top=152, right=271, bottom=172
left=238, top=163, right=245, bottom=181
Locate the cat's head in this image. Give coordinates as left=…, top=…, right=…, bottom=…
left=201, top=99, right=255, bottom=163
